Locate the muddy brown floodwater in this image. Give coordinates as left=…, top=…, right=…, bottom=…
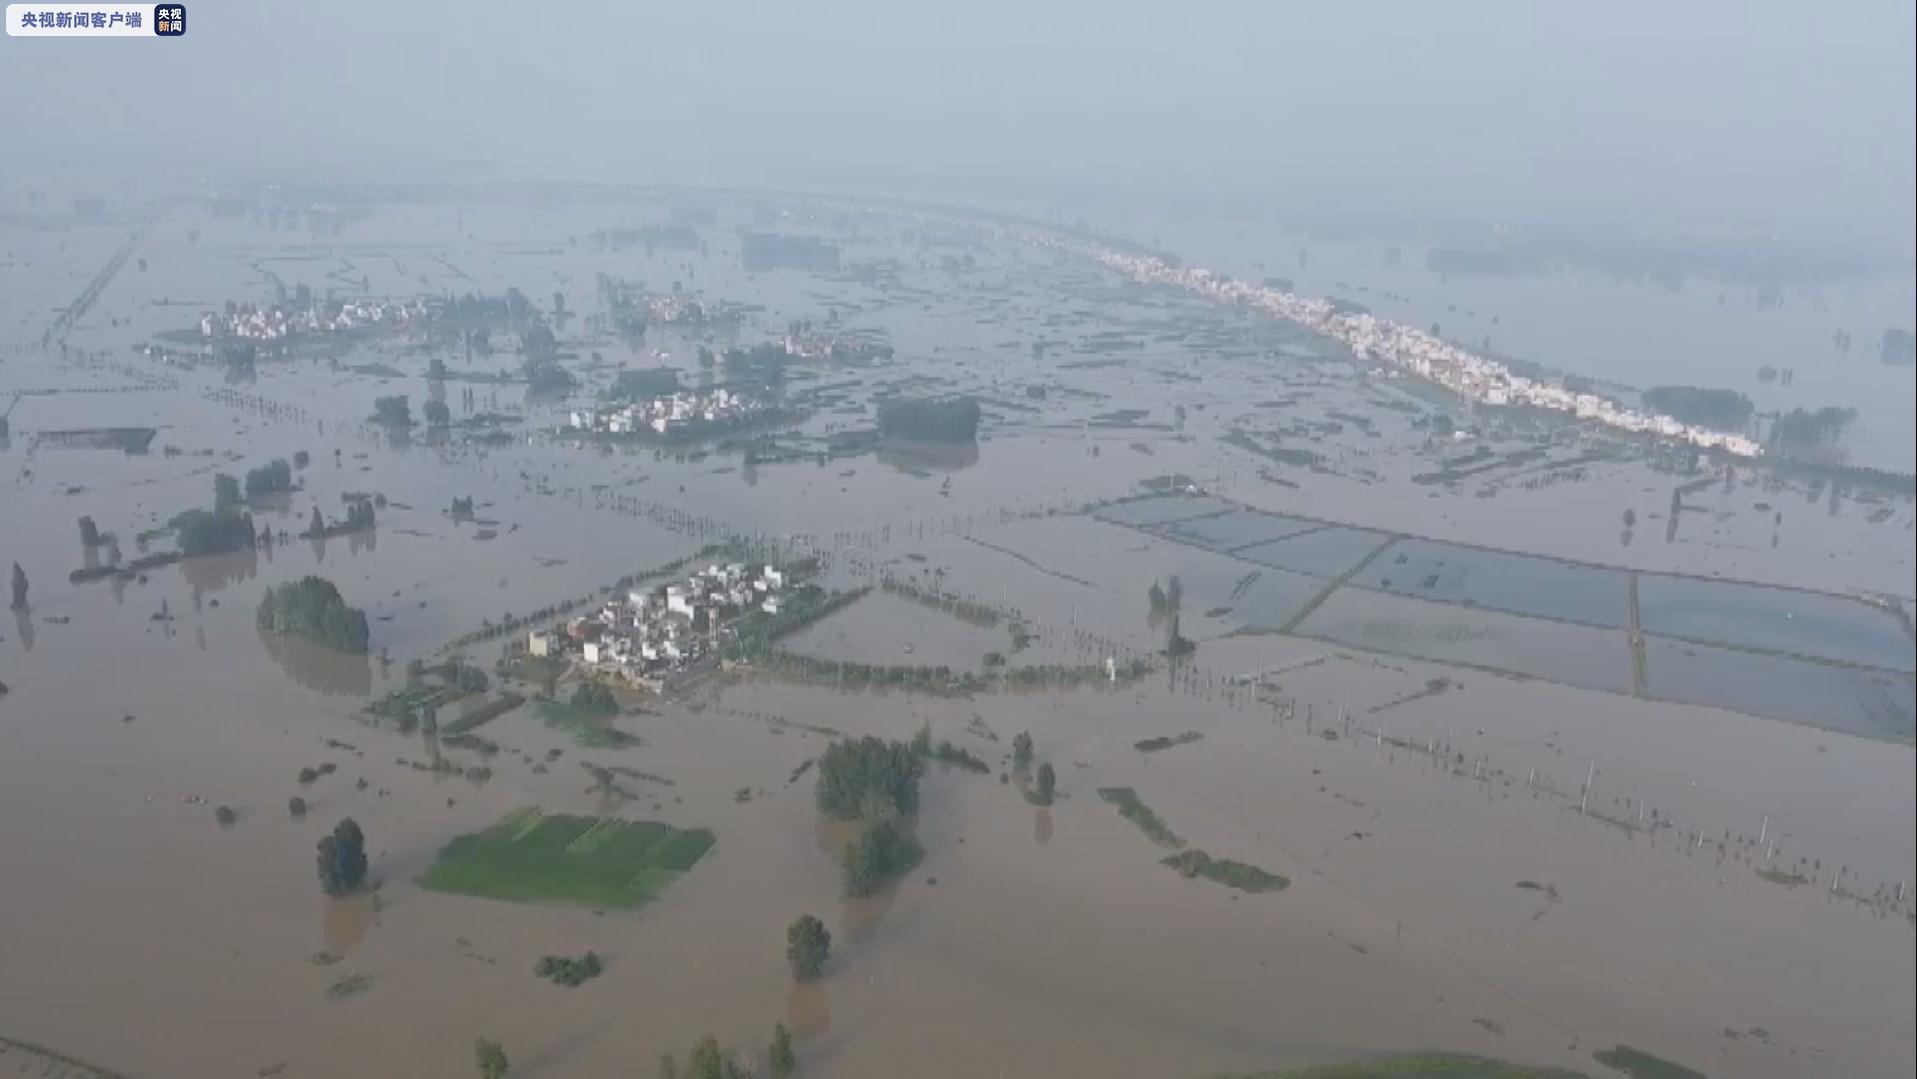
left=0, top=188, right=1911, bottom=1079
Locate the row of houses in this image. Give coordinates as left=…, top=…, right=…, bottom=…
left=527, top=562, right=788, bottom=682
left=199, top=298, right=426, bottom=342
left=567, top=387, right=769, bottom=436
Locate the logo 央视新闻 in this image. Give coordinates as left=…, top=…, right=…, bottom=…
left=152, top=3, right=182, bottom=34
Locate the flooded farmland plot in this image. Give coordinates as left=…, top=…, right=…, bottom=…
left=1, top=186, right=1912, bottom=1079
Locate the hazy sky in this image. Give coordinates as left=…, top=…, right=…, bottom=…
left=5, top=0, right=1913, bottom=242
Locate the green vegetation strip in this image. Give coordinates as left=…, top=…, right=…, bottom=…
left=417, top=808, right=713, bottom=908
left=1162, top=850, right=1288, bottom=893
left=1210, top=1051, right=1589, bottom=1078
left=1590, top=1046, right=1705, bottom=1079
left=1098, top=787, right=1185, bottom=847
left=535, top=699, right=639, bottom=748
left=441, top=692, right=526, bottom=735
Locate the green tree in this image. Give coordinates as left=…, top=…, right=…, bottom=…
left=1012, top=731, right=1034, bottom=767
left=769, top=1024, right=796, bottom=1077
left=1032, top=762, right=1057, bottom=806
left=424, top=399, right=452, bottom=427
left=786, top=914, right=831, bottom=981
left=214, top=472, right=241, bottom=513
left=687, top=1035, right=725, bottom=1079
left=475, top=1038, right=509, bottom=1079
left=317, top=818, right=369, bottom=895
left=909, top=721, right=932, bottom=756
left=814, top=736, right=924, bottom=821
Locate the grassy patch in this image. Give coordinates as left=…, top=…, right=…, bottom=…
left=1590, top=1046, right=1704, bottom=1079
left=1098, top=787, right=1185, bottom=847
left=1161, top=850, right=1288, bottom=893
left=535, top=700, right=641, bottom=748
left=416, top=808, right=712, bottom=908
left=1210, top=1051, right=1589, bottom=1077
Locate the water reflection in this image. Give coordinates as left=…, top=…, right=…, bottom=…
left=179, top=547, right=259, bottom=594
left=1034, top=807, right=1053, bottom=845
left=785, top=981, right=832, bottom=1039
left=259, top=625, right=373, bottom=696
left=12, top=607, right=33, bottom=652
left=321, top=892, right=376, bottom=957
left=876, top=439, right=979, bottom=474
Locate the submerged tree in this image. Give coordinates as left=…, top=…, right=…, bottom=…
left=1031, top=762, right=1057, bottom=807
left=316, top=818, right=369, bottom=895
left=9, top=562, right=26, bottom=611
left=786, top=914, right=831, bottom=981
left=214, top=472, right=242, bottom=513
left=474, top=1038, right=509, bottom=1079
left=686, top=1036, right=725, bottom=1079
left=769, top=1023, right=796, bottom=1077
left=1012, top=731, right=1034, bottom=767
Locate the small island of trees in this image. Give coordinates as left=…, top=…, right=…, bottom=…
left=815, top=736, right=925, bottom=897
left=258, top=575, right=371, bottom=654
left=316, top=818, right=368, bottom=895
left=876, top=396, right=981, bottom=443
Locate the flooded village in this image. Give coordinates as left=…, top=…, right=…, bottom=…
left=0, top=182, right=1912, bottom=1079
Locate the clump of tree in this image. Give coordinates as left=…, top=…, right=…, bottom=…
left=475, top=1038, right=509, bottom=1079
left=786, top=914, right=831, bottom=980
left=372, top=395, right=412, bottom=426
left=258, top=575, right=371, bottom=654
left=1147, top=575, right=1183, bottom=616
left=769, top=1024, right=796, bottom=1077
left=534, top=951, right=603, bottom=986
left=451, top=495, right=475, bottom=518
left=612, top=367, right=681, bottom=400
left=843, top=790, right=923, bottom=897
left=815, top=736, right=924, bottom=821
left=244, top=458, right=294, bottom=498
left=303, top=500, right=375, bottom=538
left=569, top=680, right=618, bottom=716
left=214, top=472, right=243, bottom=513
left=316, top=818, right=368, bottom=895
left=1769, top=406, right=1858, bottom=458
left=875, top=396, right=981, bottom=443
left=172, top=508, right=256, bottom=557
left=1012, top=731, right=1034, bottom=768
left=288, top=796, right=307, bottom=818
left=721, top=342, right=788, bottom=385
left=1642, top=386, right=1754, bottom=433
left=214, top=805, right=237, bottom=827
left=1027, top=762, right=1057, bottom=806
left=423, top=399, right=452, bottom=427
left=453, top=662, right=490, bottom=694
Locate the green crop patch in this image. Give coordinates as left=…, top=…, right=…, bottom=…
left=417, top=809, right=714, bottom=908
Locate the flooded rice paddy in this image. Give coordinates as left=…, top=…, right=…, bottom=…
left=0, top=186, right=1911, bottom=1078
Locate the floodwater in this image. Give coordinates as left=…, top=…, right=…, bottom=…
left=0, top=186, right=1912, bottom=1079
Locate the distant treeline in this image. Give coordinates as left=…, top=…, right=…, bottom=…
left=876, top=396, right=981, bottom=443
left=1642, top=386, right=1754, bottom=432
left=1768, top=406, right=1857, bottom=456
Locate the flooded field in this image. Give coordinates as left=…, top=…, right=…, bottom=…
left=1, top=185, right=1912, bottom=1079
